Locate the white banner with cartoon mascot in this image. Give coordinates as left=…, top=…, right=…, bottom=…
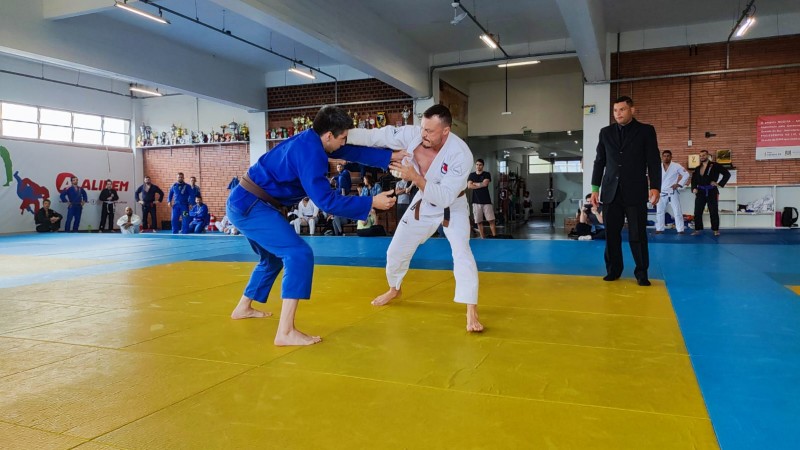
left=0, top=139, right=135, bottom=233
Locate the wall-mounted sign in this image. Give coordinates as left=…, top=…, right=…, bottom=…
left=756, top=114, right=800, bottom=160
left=583, top=104, right=596, bottom=115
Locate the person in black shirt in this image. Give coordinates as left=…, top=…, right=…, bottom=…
left=135, top=176, right=164, bottom=230
left=98, top=179, right=119, bottom=232
left=690, top=150, right=731, bottom=236
left=467, top=159, right=496, bottom=238
left=35, top=199, right=62, bottom=232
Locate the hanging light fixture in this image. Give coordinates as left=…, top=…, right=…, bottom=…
left=114, top=1, right=170, bottom=24
left=479, top=33, right=498, bottom=49
left=129, top=85, right=162, bottom=96
left=497, top=60, right=540, bottom=68
left=730, top=0, right=756, bottom=39
left=288, top=64, right=316, bottom=80
left=501, top=60, right=511, bottom=115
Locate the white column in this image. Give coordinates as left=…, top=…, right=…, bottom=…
left=582, top=83, right=611, bottom=195
left=249, top=111, right=267, bottom=165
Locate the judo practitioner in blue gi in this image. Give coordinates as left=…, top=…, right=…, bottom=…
left=59, top=176, right=88, bottom=232
left=168, top=172, right=191, bottom=234
left=187, top=195, right=210, bottom=233
left=227, top=106, right=403, bottom=346
left=188, top=176, right=201, bottom=205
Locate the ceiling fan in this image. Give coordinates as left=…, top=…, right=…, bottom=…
left=451, top=1, right=467, bottom=25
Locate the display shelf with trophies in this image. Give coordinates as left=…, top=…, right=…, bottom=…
left=135, top=121, right=250, bottom=149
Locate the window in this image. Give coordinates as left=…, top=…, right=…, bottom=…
left=498, top=160, right=507, bottom=174
left=528, top=156, right=551, bottom=174
left=528, top=157, right=582, bottom=174
left=554, top=160, right=582, bottom=173
left=0, top=101, right=130, bottom=148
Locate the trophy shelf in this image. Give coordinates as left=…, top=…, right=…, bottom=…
left=137, top=141, right=250, bottom=150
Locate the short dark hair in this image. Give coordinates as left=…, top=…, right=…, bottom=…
left=423, top=104, right=452, bottom=127
left=614, top=96, right=634, bottom=106
left=195, top=194, right=202, bottom=200
left=662, top=150, right=672, bottom=156
left=476, top=159, right=485, bottom=165
left=700, top=150, right=709, bottom=155
left=313, top=106, right=353, bottom=138
left=178, top=172, right=184, bottom=177
left=43, top=198, right=51, bottom=204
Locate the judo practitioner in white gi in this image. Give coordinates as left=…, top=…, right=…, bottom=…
left=347, top=104, right=483, bottom=332
left=655, top=150, right=690, bottom=234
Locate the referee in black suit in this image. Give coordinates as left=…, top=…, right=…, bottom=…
left=590, top=96, right=661, bottom=286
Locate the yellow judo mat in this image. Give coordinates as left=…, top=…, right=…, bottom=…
left=0, top=262, right=718, bottom=449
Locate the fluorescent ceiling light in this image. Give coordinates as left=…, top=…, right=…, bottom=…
left=497, top=60, right=540, bottom=68
left=501, top=111, right=512, bottom=116
left=288, top=65, right=316, bottom=80
left=130, top=85, right=162, bottom=96
left=479, top=34, right=498, bottom=49
left=735, top=16, right=755, bottom=37
left=115, top=1, right=170, bottom=24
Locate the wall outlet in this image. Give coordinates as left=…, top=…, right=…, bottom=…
left=688, top=139, right=693, bottom=147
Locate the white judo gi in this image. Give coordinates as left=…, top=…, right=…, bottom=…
left=348, top=126, right=479, bottom=304
left=656, top=161, right=690, bottom=232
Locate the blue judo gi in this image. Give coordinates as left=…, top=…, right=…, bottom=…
left=188, top=203, right=209, bottom=234
left=59, top=186, right=88, bottom=232
left=168, top=182, right=192, bottom=234
left=227, top=129, right=391, bottom=302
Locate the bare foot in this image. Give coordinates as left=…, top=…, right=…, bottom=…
left=466, top=304, right=484, bottom=332
left=371, top=288, right=400, bottom=306
left=231, top=295, right=272, bottom=319
left=274, top=329, right=322, bottom=346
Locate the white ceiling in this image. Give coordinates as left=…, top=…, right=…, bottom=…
left=46, top=0, right=800, bottom=76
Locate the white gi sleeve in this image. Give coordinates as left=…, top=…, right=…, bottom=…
left=678, top=164, right=690, bottom=187
left=347, top=126, right=420, bottom=150
left=423, top=149, right=469, bottom=208
left=130, top=215, right=142, bottom=227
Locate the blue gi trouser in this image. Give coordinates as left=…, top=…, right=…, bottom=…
left=171, top=203, right=190, bottom=234
left=65, top=205, right=82, bottom=231
left=189, top=220, right=205, bottom=234
left=227, top=187, right=314, bottom=301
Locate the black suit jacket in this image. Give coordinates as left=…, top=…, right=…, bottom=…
left=591, top=118, right=661, bottom=206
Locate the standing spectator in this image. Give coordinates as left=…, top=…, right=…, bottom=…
left=522, top=190, right=532, bottom=222
left=335, top=163, right=351, bottom=196
left=117, top=206, right=142, bottom=234
left=691, top=149, right=731, bottom=236
left=468, top=159, right=496, bottom=238
left=188, top=176, right=201, bottom=204
left=98, top=179, right=119, bottom=232
left=187, top=195, right=210, bottom=234
left=395, top=178, right=412, bottom=220
left=655, top=150, right=690, bottom=234
left=291, top=197, right=320, bottom=235
left=135, top=176, right=164, bottom=231
left=168, top=172, right=192, bottom=234
left=35, top=199, right=62, bottom=232
left=59, top=176, right=87, bottom=232
left=590, top=96, right=661, bottom=286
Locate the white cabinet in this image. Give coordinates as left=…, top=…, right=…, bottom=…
left=648, top=184, right=800, bottom=229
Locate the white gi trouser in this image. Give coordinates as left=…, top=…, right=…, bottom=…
left=656, top=190, right=684, bottom=232
left=347, top=125, right=479, bottom=305
left=388, top=194, right=478, bottom=304
left=293, top=216, right=316, bottom=234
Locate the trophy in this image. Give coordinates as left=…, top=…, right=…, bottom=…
left=402, top=105, right=410, bottom=125
left=352, top=112, right=359, bottom=128
left=240, top=123, right=249, bottom=141
left=292, top=117, right=300, bottom=136
left=367, top=114, right=375, bottom=129
left=228, top=121, right=239, bottom=140
left=376, top=112, right=386, bottom=128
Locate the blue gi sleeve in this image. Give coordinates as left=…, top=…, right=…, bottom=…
left=80, top=189, right=88, bottom=202
left=168, top=186, right=174, bottom=203
left=294, top=149, right=373, bottom=220
left=59, top=189, right=68, bottom=203
left=330, top=145, right=392, bottom=169
left=135, top=186, right=142, bottom=202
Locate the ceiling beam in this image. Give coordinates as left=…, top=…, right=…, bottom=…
left=43, top=0, right=120, bottom=20
left=554, top=0, right=606, bottom=81
left=210, top=0, right=431, bottom=98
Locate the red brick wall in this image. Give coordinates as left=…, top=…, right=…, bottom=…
left=610, top=35, right=800, bottom=185
left=142, top=143, right=249, bottom=228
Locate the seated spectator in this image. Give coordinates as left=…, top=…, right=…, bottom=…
left=215, top=215, right=239, bottom=235
left=572, top=194, right=605, bottom=241
left=360, top=173, right=382, bottom=197
left=291, top=197, right=319, bottom=235
left=322, top=212, right=343, bottom=236
left=117, top=206, right=142, bottom=234
left=35, top=199, right=62, bottom=232
left=187, top=195, right=210, bottom=233
left=356, top=208, right=387, bottom=237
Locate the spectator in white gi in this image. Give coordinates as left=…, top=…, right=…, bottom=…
left=291, top=197, right=320, bottom=235
left=117, top=206, right=142, bottom=234
left=655, top=150, right=690, bottom=234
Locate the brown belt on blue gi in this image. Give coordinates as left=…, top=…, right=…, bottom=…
left=412, top=190, right=466, bottom=227
left=239, top=173, right=284, bottom=211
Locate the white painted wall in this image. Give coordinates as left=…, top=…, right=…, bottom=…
left=468, top=72, right=584, bottom=136
left=137, top=96, right=255, bottom=138
left=581, top=83, right=611, bottom=196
